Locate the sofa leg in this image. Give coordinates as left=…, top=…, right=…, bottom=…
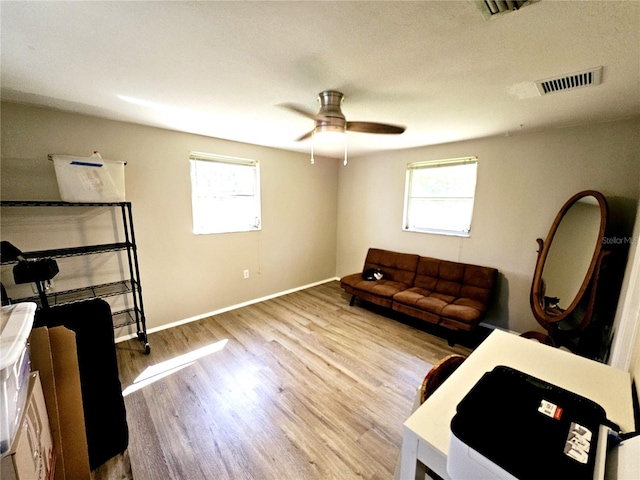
left=349, top=295, right=356, bottom=306
left=448, top=333, right=457, bottom=347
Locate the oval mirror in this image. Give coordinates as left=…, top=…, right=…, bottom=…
left=530, top=190, right=608, bottom=327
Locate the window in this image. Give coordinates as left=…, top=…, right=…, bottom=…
left=403, top=157, right=478, bottom=237
left=189, top=152, right=261, bottom=234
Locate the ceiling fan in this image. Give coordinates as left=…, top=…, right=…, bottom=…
left=282, top=90, right=406, bottom=142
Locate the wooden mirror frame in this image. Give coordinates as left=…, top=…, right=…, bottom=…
left=530, top=190, right=608, bottom=328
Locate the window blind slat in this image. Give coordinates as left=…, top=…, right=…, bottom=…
left=189, top=151, right=257, bottom=166
left=407, top=156, right=477, bottom=170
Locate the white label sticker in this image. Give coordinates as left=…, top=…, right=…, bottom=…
left=538, top=399, right=563, bottom=420
left=564, top=422, right=592, bottom=464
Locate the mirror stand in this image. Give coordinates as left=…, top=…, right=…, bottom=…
left=525, top=249, right=610, bottom=351
left=523, top=190, right=611, bottom=358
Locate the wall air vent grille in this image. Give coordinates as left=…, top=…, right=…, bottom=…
left=534, top=67, right=603, bottom=96
left=475, top=0, right=539, bottom=20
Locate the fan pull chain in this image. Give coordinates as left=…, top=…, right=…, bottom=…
left=343, top=136, right=348, bottom=166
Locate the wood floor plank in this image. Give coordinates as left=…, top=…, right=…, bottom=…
left=106, top=281, right=475, bottom=480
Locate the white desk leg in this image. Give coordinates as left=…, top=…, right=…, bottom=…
left=399, top=427, right=425, bottom=480
left=416, top=459, right=427, bottom=480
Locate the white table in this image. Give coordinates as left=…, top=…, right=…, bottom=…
left=399, top=329, right=635, bottom=480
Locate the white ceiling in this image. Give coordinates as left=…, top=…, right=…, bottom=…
left=1, top=1, right=639, bottom=158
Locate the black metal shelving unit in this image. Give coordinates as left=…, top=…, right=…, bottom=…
left=1, top=200, right=150, bottom=353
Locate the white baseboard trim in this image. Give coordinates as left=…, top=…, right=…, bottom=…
left=114, top=277, right=340, bottom=344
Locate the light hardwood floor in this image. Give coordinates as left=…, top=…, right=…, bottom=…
left=94, top=281, right=483, bottom=480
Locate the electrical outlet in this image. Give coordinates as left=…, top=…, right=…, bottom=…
left=243, top=269, right=249, bottom=279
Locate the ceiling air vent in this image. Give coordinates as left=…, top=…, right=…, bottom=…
left=475, top=0, right=540, bottom=20
left=534, top=67, right=603, bottom=96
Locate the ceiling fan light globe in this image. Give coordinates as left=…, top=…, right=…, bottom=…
left=314, top=125, right=345, bottom=143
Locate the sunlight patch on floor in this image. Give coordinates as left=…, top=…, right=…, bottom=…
left=122, top=339, right=228, bottom=396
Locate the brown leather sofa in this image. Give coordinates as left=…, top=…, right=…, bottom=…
left=340, top=248, right=498, bottom=339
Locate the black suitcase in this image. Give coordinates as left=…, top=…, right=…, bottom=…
left=35, top=299, right=129, bottom=470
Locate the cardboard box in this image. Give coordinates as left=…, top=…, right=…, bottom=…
left=29, top=327, right=90, bottom=480
left=1, top=372, right=55, bottom=480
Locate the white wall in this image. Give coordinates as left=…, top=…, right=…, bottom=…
left=0, top=102, right=339, bottom=336
left=336, top=118, right=640, bottom=335
left=609, top=201, right=640, bottom=382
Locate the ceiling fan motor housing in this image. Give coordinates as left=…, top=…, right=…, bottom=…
left=316, top=90, right=346, bottom=133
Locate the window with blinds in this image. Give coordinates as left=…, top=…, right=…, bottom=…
left=403, top=157, right=478, bottom=237
left=189, top=152, right=261, bottom=235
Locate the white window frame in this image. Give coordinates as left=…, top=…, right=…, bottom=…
left=189, top=151, right=261, bottom=235
left=402, top=157, right=478, bottom=237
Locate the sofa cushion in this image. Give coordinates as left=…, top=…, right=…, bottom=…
left=340, top=272, right=408, bottom=309
left=393, top=257, right=497, bottom=327
left=393, top=287, right=457, bottom=312
left=362, top=248, right=420, bottom=287
left=414, top=257, right=463, bottom=296
left=460, top=265, right=498, bottom=304
left=393, top=287, right=486, bottom=326
left=340, top=273, right=407, bottom=298
left=442, top=302, right=486, bottom=324
left=340, top=249, right=420, bottom=309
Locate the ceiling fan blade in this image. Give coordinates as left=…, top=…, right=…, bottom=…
left=295, top=129, right=315, bottom=141
left=279, top=103, right=318, bottom=120
left=346, top=121, right=405, bottom=135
